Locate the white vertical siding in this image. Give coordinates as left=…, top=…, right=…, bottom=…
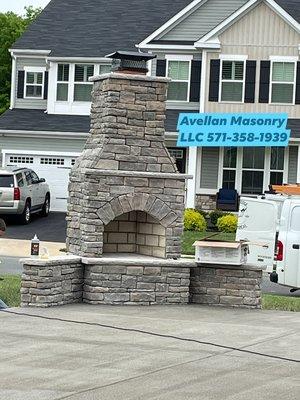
left=205, top=2, right=300, bottom=117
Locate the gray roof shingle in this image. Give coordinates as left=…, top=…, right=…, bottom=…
left=1, top=109, right=300, bottom=138
left=12, top=0, right=192, bottom=57
left=12, top=0, right=300, bottom=57
left=0, top=109, right=90, bottom=133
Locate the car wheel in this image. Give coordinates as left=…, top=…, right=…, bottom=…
left=41, top=195, right=50, bottom=217
left=20, top=201, right=31, bottom=225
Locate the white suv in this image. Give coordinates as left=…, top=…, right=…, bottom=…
left=0, top=167, right=50, bottom=224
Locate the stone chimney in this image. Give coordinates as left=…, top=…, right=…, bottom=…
left=66, top=71, right=190, bottom=259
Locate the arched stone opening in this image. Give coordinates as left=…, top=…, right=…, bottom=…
left=103, top=210, right=166, bottom=258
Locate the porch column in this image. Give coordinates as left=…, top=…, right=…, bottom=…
left=186, top=147, right=197, bottom=208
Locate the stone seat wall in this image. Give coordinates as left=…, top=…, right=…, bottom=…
left=21, top=257, right=263, bottom=309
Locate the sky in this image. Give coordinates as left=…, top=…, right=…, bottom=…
left=0, top=0, right=50, bottom=15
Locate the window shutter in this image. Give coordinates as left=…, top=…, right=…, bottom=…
left=259, top=61, right=271, bottom=103
left=244, top=60, right=256, bottom=103
left=17, top=71, right=25, bottom=98
left=156, top=60, right=166, bottom=77
left=189, top=60, right=201, bottom=102
left=295, top=62, right=300, bottom=104
left=208, top=60, right=220, bottom=102
left=44, top=71, right=49, bottom=100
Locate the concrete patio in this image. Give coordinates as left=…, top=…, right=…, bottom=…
left=1, top=304, right=299, bottom=399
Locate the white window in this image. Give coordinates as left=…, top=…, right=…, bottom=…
left=40, top=158, right=65, bottom=165
left=270, top=61, right=296, bottom=104
left=56, top=64, right=69, bottom=101
left=270, top=147, right=284, bottom=185
left=218, top=147, right=286, bottom=195
left=222, top=147, right=237, bottom=190
left=9, top=156, right=34, bottom=164
left=25, top=71, right=44, bottom=98
left=167, top=60, right=190, bottom=101
left=220, top=60, right=245, bottom=102
left=74, top=64, right=94, bottom=102
left=241, top=147, right=265, bottom=195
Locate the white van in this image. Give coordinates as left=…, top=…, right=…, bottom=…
left=236, top=194, right=300, bottom=290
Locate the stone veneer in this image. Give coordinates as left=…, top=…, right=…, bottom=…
left=20, top=257, right=262, bottom=309
left=190, top=264, right=262, bottom=309
left=195, top=194, right=217, bottom=212
left=83, top=257, right=191, bottom=305
left=21, top=257, right=83, bottom=307
left=66, top=73, right=189, bottom=259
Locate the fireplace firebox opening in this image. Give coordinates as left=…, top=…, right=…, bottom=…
left=103, top=211, right=166, bottom=258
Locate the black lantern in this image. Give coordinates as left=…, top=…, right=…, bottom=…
left=105, top=51, right=156, bottom=75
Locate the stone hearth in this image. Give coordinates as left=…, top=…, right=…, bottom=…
left=66, top=73, right=190, bottom=259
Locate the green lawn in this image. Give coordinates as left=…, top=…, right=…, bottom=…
left=182, top=230, right=236, bottom=255
left=0, top=275, right=21, bottom=307
left=262, top=294, right=300, bottom=312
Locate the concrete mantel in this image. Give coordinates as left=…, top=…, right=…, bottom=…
left=89, top=72, right=171, bottom=83
left=84, top=169, right=192, bottom=180
left=82, top=255, right=196, bottom=268
left=20, top=255, right=81, bottom=266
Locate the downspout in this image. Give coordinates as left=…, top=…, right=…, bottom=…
left=10, top=53, right=17, bottom=109
left=186, top=49, right=207, bottom=208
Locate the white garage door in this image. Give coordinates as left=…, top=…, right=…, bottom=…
left=4, top=152, right=79, bottom=212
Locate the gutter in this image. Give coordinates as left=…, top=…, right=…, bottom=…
left=0, top=130, right=88, bottom=140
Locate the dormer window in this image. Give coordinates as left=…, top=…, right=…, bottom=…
left=74, top=64, right=94, bottom=102
left=24, top=70, right=44, bottom=99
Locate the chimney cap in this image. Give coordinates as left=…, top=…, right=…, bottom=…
left=105, top=51, right=156, bottom=62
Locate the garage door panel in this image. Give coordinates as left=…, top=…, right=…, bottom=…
left=4, top=153, right=77, bottom=212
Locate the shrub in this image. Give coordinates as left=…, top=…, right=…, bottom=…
left=184, top=208, right=207, bottom=232
left=210, top=210, right=227, bottom=226
left=216, top=214, right=238, bottom=233
left=196, top=209, right=209, bottom=219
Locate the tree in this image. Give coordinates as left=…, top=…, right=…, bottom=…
left=0, top=6, right=42, bottom=114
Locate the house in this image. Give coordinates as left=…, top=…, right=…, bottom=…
left=0, top=0, right=299, bottom=212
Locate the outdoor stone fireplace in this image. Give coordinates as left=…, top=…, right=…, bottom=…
left=66, top=70, right=188, bottom=260
left=19, top=57, right=263, bottom=309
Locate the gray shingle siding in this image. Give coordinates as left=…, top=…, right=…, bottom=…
left=157, top=0, right=249, bottom=42
left=200, top=147, right=220, bottom=189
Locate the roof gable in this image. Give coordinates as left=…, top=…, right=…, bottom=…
left=196, top=0, right=300, bottom=45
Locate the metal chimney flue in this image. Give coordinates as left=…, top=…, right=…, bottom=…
left=105, top=51, right=156, bottom=75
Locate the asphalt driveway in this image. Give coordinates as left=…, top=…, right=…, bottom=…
left=0, top=304, right=299, bottom=400
left=3, top=212, right=66, bottom=243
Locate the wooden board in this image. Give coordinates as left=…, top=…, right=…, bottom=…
left=271, top=185, right=300, bottom=195
left=193, top=241, right=241, bottom=249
